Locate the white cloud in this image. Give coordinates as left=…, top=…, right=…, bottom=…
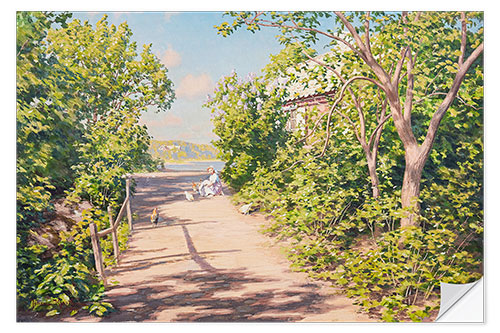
left=177, top=127, right=217, bottom=142
left=149, top=113, right=183, bottom=128
left=160, top=45, right=182, bottom=68
left=176, top=73, right=214, bottom=99
left=160, top=113, right=183, bottom=127
left=139, top=112, right=184, bottom=131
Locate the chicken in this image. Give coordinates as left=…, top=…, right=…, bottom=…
left=150, top=207, right=159, bottom=227
left=239, top=203, right=253, bottom=215
left=191, top=182, right=199, bottom=193
left=185, top=191, right=194, bottom=201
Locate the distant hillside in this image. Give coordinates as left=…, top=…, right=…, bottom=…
left=149, top=140, right=219, bottom=161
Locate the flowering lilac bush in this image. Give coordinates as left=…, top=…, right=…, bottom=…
left=204, top=72, right=289, bottom=190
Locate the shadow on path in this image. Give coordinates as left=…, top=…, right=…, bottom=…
left=18, top=170, right=365, bottom=323
left=101, top=268, right=337, bottom=322
left=98, top=223, right=337, bottom=322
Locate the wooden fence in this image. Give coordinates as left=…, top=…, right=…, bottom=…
left=89, top=177, right=133, bottom=285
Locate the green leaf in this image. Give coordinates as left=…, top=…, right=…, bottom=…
left=46, top=310, right=59, bottom=317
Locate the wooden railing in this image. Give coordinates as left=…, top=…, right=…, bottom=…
left=89, top=177, right=133, bottom=285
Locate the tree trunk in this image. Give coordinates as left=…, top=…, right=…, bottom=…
left=366, top=154, right=380, bottom=199
left=400, top=148, right=427, bottom=227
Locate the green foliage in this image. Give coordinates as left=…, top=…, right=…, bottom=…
left=68, top=112, right=154, bottom=208
left=331, top=227, right=481, bottom=322
left=212, top=17, right=483, bottom=319
left=262, top=42, right=317, bottom=82
left=216, top=10, right=483, bottom=205
left=204, top=71, right=289, bottom=190
left=17, top=12, right=173, bottom=318
left=234, top=125, right=369, bottom=244
left=238, top=143, right=482, bottom=320
left=16, top=238, right=46, bottom=310
left=17, top=208, right=123, bottom=317
left=47, top=16, right=174, bottom=121
left=232, top=107, right=482, bottom=320
left=233, top=119, right=483, bottom=320
left=16, top=11, right=79, bottom=222
left=46, top=15, right=174, bottom=209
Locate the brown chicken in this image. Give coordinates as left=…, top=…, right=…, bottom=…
left=191, top=182, right=199, bottom=193
left=150, top=207, right=159, bottom=227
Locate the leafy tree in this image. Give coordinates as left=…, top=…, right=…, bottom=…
left=216, top=11, right=483, bottom=227
left=261, top=42, right=316, bottom=81
left=16, top=12, right=175, bottom=317
left=16, top=11, right=77, bottom=222
left=204, top=72, right=288, bottom=190
left=214, top=11, right=483, bottom=321
left=68, top=112, right=155, bottom=208
left=259, top=42, right=394, bottom=200
left=47, top=16, right=174, bottom=125
left=46, top=15, right=175, bottom=208
left=290, top=50, right=394, bottom=199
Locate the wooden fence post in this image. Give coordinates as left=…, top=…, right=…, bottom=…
left=89, top=222, right=106, bottom=285
left=126, top=177, right=133, bottom=231
left=108, top=206, right=120, bottom=265
left=88, top=178, right=133, bottom=284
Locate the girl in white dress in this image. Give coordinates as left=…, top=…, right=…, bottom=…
left=198, top=166, right=223, bottom=197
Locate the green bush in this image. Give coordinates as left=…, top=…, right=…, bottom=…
left=331, top=227, right=481, bottom=322
left=210, top=11, right=483, bottom=323
left=17, top=207, right=126, bottom=317
left=228, top=119, right=482, bottom=321
left=204, top=72, right=288, bottom=190
left=17, top=12, right=172, bottom=318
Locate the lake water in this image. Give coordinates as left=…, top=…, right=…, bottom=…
left=163, top=160, right=225, bottom=172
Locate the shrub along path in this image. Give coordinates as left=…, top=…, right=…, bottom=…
left=67, top=170, right=374, bottom=322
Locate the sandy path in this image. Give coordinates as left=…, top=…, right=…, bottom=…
left=67, top=170, right=374, bottom=322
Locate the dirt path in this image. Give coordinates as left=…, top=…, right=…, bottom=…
left=68, top=170, right=374, bottom=322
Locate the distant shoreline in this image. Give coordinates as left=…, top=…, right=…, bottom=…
left=162, top=159, right=224, bottom=164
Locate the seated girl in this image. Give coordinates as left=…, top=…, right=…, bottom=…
left=198, top=166, right=224, bottom=197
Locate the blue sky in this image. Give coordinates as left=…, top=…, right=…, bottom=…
left=71, top=12, right=286, bottom=144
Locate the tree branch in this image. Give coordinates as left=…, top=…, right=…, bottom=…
left=334, top=11, right=393, bottom=88
left=291, top=42, right=370, bottom=146
left=458, top=12, right=467, bottom=67
left=298, top=49, right=388, bottom=158
left=17, top=39, right=30, bottom=57
left=364, top=12, right=372, bottom=55
left=403, top=49, right=415, bottom=124
left=292, top=43, right=389, bottom=155
left=415, top=91, right=481, bottom=110
left=368, top=100, right=391, bottom=150
left=318, top=76, right=383, bottom=157
left=251, top=14, right=367, bottom=62
left=422, top=67, right=444, bottom=97
left=422, top=42, right=483, bottom=155
left=392, top=47, right=409, bottom=87
left=334, top=11, right=369, bottom=57
left=248, top=11, right=264, bottom=25
left=290, top=42, right=385, bottom=148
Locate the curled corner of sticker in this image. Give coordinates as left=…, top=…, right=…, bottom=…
left=435, top=277, right=484, bottom=322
